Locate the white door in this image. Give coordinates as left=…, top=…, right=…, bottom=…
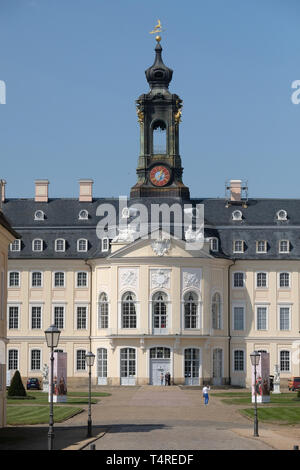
left=120, top=348, right=136, bottom=386
left=213, top=348, right=223, bottom=385
left=184, top=348, right=200, bottom=386
left=150, top=359, right=171, bottom=385
left=97, top=348, right=107, bottom=385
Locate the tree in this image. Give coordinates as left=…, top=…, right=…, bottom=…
left=7, top=370, right=27, bottom=397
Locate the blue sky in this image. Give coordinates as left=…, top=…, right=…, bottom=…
left=1, top=0, right=300, bottom=199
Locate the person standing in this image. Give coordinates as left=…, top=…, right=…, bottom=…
left=160, top=372, right=164, bottom=386
left=202, top=384, right=210, bottom=405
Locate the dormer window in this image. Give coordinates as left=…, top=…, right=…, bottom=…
left=10, top=239, right=21, bottom=252
left=277, top=210, right=287, bottom=221
left=55, top=239, right=66, bottom=252
left=34, top=210, right=45, bottom=221
left=279, top=240, right=290, bottom=253
left=232, top=210, right=242, bottom=221
left=32, top=239, right=43, bottom=252
left=78, top=210, right=89, bottom=220
left=233, top=240, right=245, bottom=253
left=256, top=240, right=267, bottom=253
left=77, top=238, right=88, bottom=252
left=102, top=237, right=109, bottom=252
left=209, top=237, right=219, bottom=252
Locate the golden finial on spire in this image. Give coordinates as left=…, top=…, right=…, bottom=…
left=150, top=19, right=164, bottom=42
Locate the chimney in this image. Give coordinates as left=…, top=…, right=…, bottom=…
left=0, top=179, right=6, bottom=204
left=79, top=179, right=93, bottom=202
left=35, top=179, right=49, bottom=202
left=229, top=180, right=242, bottom=202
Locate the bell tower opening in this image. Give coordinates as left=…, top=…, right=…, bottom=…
left=152, top=120, right=167, bottom=155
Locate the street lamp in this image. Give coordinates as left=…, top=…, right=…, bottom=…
left=250, top=350, right=261, bottom=437
left=85, top=351, right=95, bottom=438
left=45, top=324, right=61, bottom=451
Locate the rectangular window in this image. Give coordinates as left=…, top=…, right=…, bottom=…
left=256, top=306, right=267, bottom=330
left=76, top=306, right=87, bottom=329
left=76, top=350, right=86, bottom=371
left=31, top=271, right=42, bottom=287
left=10, top=239, right=21, bottom=252
left=256, top=240, right=267, bottom=253
left=279, top=306, right=290, bottom=331
left=233, top=240, right=244, bottom=253
left=54, top=306, right=65, bottom=329
left=54, top=272, right=65, bottom=288
left=279, top=272, right=290, bottom=288
left=8, top=350, right=18, bottom=370
left=77, top=239, right=88, bottom=252
left=233, top=306, right=244, bottom=330
left=77, top=272, right=87, bottom=287
left=55, top=239, right=65, bottom=252
left=102, top=238, right=109, bottom=252
left=0, top=272, right=4, bottom=320
left=9, top=271, right=20, bottom=287
left=279, top=240, right=290, bottom=253
left=234, top=350, right=244, bottom=371
left=280, top=351, right=290, bottom=372
left=8, top=306, right=19, bottom=329
left=32, top=239, right=43, bottom=252
left=31, top=350, right=41, bottom=371
left=31, top=306, right=42, bottom=329
left=256, top=272, right=267, bottom=288
left=233, top=272, right=244, bottom=288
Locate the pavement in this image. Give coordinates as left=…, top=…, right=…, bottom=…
left=1, top=386, right=300, bottom=451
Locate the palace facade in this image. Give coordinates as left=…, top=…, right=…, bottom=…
left=3, top=39, right=300, bottom=388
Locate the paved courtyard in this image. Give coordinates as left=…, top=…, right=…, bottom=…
left=2, top=386, right=300, bottom=450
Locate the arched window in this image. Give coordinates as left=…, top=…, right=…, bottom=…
left=121, top=292, right=137, bottom=329
left=212, top=292, right=222, bottom=329
left=152, top=291, right=168, bottom=333
left=79, top=210, right=89, bottom=220
left=184, top=291, right=199, bottom=329
left=98, top=292, right=109, bottom=329
left=152, top=120, right=167, bottom=154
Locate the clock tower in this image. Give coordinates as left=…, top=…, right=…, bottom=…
left=130, top=37, right=190, bottom=200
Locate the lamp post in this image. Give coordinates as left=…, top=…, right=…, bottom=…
left=85, top=351, right=95, bottom=438
left=45, top=325, right=61, bottom=451
left=250, top=350, right=260, bottom=437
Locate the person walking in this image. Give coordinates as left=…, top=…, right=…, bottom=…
left=202, top=384, right=210, bottom=405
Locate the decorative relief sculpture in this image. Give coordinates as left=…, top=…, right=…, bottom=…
left=151, top=269, right=170, bottom=289
left=151, top=238, right=171, bottom=256
left=182, top=269, right=201, bottom=290
left=112, top=226, right=136, bottom=243
left=119, top=268, right=138, bottom=289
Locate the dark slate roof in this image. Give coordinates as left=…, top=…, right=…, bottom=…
left=3, top=197, right=300, bottom=260
left=0, top=210, right=19, bottom=238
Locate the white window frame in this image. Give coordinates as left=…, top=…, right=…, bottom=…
left=32, top=238, right=43, bottom=252
left=232, top=271, right=245, bottom=288
left=256, top=271, right=268, bottom=289
left=255, top=304, right=269, bottom=331
left=75, top=304, right=89, bottom=330
left=279, top=350, right=291, bottom=372
left=55, top=238, right=66, bottom=253
left=232, top=304, right=245, bottom=331
left=278, top=304, right=292, bottom=331
left=182, top=290, right=201, bottom=330
left=75, top=349, right=87, bottom=372
left=256, top=240, right=267, bottom=253
left=233, top=240, right=244, bottom=253
left=30, top=348, right=42, bottom=372
left=7, top=349, right=19, bottom=371
left=98, top=292, right=109, bottom=329
left=30, top=304, right=43, bottom=330
left=53, top=271, right=65, bottom=289
left=77, top=238, right=88, bottom=252
left=7, top=304, right=20, bottom=330
left=10, top=239, right=21, bottom=252
left=52, top=304, right=65, bottom=330
left=232, top=349, right=245, bottom=372
left=8, top=271, right=20, bottom=288
left=278, top=271, right=291, bottom=289
left=31, top=271, right=43, bottom=288
left=232, top=210, right=243, bottom=221
left=76, top=271, right=88, bottom=288
left=279, top=240, right=290, bottom=254
left=209, top=237, right=219, bottom=252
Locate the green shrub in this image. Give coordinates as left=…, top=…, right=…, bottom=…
left=297, top=389, right=300, bottom=399
left=7, top=370, right=27, bottom=397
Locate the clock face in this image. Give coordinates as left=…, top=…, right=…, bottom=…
left=150, top=165, right=171, bottom=187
